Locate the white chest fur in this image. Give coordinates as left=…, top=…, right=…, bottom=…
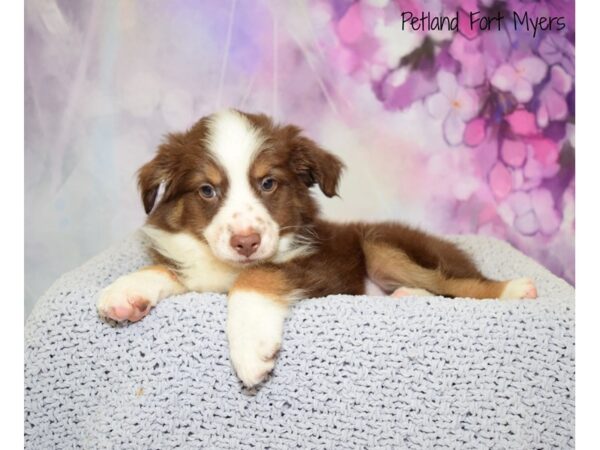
left=141, top=226, right=240, bottom=293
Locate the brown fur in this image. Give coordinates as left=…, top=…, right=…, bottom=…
left=231, top=265, right=291, bottom=306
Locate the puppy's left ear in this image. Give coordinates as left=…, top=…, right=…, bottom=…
left=288, top=128, right=345, bottom=197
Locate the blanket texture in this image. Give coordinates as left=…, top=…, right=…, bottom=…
left=25, top=232, right=574, bottom=449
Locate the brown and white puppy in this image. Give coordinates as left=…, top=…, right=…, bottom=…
left=97, top=109, right=537, bottom=387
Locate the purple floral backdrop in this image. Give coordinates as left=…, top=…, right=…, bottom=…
left=25, top=0, right=574, bottom=315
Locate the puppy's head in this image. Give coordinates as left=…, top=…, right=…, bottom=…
left=139, top=109, right=344, bottom=265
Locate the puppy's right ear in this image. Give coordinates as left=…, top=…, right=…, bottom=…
left=137, top=135, right=182, bottom=214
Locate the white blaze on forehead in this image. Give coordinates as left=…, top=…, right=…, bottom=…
left=207, top=110, right=264, bottom=183
left=203, top=110, right=280, bottom=262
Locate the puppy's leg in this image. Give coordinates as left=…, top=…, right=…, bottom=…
left=436, top=276, right=537, bottom=299
left=97, top=265, right=187, bottom=322
left=227, top=266, right=294, bottom=388
left=363, top=240, right=537, bottom=300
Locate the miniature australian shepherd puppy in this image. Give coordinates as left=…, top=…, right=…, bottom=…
left=98, top=109, right=537, bottom=387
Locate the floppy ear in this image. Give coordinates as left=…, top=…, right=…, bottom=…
left=288, top=129, right=345, bottom=197
left=137, top=135, right=183, bottom=214
left=137, top=157, right=166, bottom=214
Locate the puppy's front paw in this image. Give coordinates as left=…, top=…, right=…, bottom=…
left=229, top=331, right=281, bottom=388
left=501, top=277, right=538, bottom=299
left=97, top=275, right=159, bottom=322
left=227, top=291, right=287, bottom=388
left=97, top=288, right=153, bottom=322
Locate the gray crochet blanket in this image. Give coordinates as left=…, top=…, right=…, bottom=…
left=25, top=232, right=574, bottom=449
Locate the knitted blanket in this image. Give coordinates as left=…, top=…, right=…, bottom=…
left=25, top=232, right=575, bottom=449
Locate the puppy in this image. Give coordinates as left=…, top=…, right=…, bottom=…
left=98, top=109, right=537, bottom=387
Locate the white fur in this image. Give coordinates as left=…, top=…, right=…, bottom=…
left=142, top=226, right=240, bottom=292
left=202, top=110, right=280, bottom=264
left=226, top=290, right=289, bottom=387
left=271, top=233, right=316, bottom=264
left=97, top=268, right=185, bottom=321
left=501, top=277, right=537, bottom=299
left=365, top=279, right=386, bottom=296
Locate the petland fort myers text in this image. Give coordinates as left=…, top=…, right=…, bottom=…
left=401, top=10, right=566, bottom=37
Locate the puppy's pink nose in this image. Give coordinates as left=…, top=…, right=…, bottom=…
left=230, top=232, right=261, bottom=257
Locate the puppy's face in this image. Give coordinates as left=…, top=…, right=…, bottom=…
left=138, top=110, right=343, bottom=265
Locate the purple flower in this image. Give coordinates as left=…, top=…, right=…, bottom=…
left=463, top=118, right=486, bottom=146
left=491, top=57, right=547, bottom=103
left=505, top=109, right=538, bottom=136
left=537, top=65, right=573, bottom=128
left=489, top=162, right=513, bottom=199
left=502, top=188, right=561, bottom=236
left=538, top=34, right=575, bottom=76
left=425, top=71, right=479, bottom=145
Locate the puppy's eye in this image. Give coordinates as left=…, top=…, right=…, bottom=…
left=260, top=177, right=278, bottom=193
left=199, top=184, right=216, bottom=199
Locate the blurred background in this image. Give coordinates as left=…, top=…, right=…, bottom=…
left=25, top=0, right=575, bottom=317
